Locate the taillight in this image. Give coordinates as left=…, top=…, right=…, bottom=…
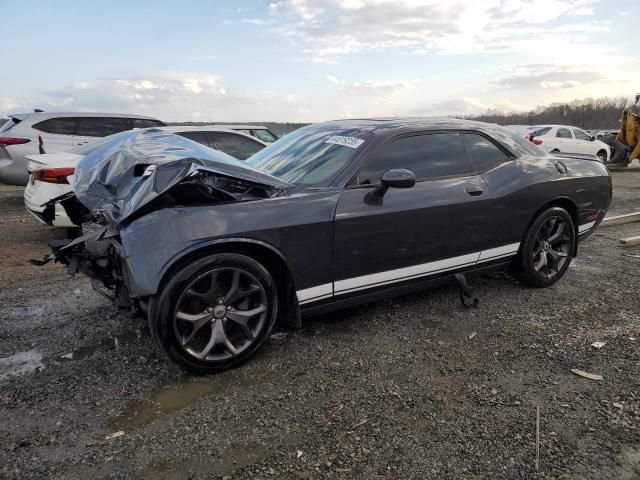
left=0, top=137, right=31, bottom=147
left=33, top=168, right=75, bottom=184
left=532, top=139, right=543, bottom=145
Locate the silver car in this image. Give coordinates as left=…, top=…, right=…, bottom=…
left=0, top=111, right=165, bottom=185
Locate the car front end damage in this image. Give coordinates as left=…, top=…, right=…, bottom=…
left=32, top=128, right=292, bottom=312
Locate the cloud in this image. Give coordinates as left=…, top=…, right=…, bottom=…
left=493, top=63, right=604, bottom=89
left=0, top=72, right=316, bottom=122
left=268, top=0, right=601, bottom=61
left=325, top=76, right=419, bottom=93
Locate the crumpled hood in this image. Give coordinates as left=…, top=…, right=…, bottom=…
left=73, top=128, right=292, bottom=224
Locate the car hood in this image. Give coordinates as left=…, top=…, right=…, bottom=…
left=73, top=128, right=292, bottom=224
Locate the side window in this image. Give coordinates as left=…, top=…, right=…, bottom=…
left=556, top=128, right=572, bottom=139
left=355, top=133, right=472, bottom=185
left=132, top=119, right=165, bottom=129
left=573, top=129, right=590, bottom=140
left=463, top=134, right=509, bottom=172
left=77, top=117, right=133, bottom=137
left=32, top=117, right=77, bottom=135
left=209, top=133, right=264, bottom=160
left=177, top=131, right=211, bottom=147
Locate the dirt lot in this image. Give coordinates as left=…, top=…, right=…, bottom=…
left=1, top=172, right=639, bottom=480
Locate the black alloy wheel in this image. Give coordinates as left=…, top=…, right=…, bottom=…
left=149, top=253, right=278, bottom=373
left=515, top=207, right=576, bottom=287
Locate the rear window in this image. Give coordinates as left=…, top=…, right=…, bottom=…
left=530, top=127, right=552, bottom=137
left=133, top=118, right=166, bottom=128
left=487, top=127, right=546, bottom=157
left=33, top=117, right=77, bottom=135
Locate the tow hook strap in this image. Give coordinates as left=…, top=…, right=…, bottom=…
left=453, top=273, right=479, bottom=309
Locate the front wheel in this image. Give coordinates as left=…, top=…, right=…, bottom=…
left=149, top=253, right=278, bottom=373
left=514, top=207, right=576, bottom=288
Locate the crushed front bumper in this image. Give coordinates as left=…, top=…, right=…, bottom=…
left=33, top=223, right=134, bottom=308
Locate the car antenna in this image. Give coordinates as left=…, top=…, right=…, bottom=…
left=34, top=108, right=44, bottom=112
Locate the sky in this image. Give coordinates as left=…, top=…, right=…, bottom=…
left=0, top=0, right=637, bottom=122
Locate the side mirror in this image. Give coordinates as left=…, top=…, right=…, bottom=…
left=372, top=169, right=416, bottom=198
left=589, top=136, right=595, bottom=141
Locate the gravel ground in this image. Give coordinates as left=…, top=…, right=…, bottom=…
left=0, top=171, right=639, bottom=480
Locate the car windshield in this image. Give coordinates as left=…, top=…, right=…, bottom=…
left=0, top=118, right=17, bottom=133
left=245, top=127, right=371, bottom=186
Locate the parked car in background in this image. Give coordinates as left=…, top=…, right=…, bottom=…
left=24, top=126, right=267, bottom=227
left=42, top=119, right=611, bottom=373
left=0, top=112, right=166, bottom=186
left=526, top=125, right=610, bottom=161
left=210, top=124, right=279, bottom=143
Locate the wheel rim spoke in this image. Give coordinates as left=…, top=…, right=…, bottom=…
left=548, top=222, right=565, bottom=243
left=176, top=311, right=213, bottom=347
left=187, top=271, right=219, bottom=303
left=198, top=320, right=237, bottom=359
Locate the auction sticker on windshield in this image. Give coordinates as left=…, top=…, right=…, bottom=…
left=325, top=136, right=365, bottom=149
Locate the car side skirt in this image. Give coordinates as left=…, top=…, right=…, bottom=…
left=297, top=243, right=520, bottom=306
left=301, top=258, right=513, bottom=318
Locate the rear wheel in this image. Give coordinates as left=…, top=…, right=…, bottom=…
left=149, top=253, right=278, bottom=373
left=515, top=207, right=576, bottom=287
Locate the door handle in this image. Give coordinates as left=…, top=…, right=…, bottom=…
left=466, top=184, right=484, bottom=196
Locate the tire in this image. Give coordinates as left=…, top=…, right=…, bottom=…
left=148, top=253, right=278, bottom=373
left=514, top=207, right=576, bottom=288
left=596, top=150, right=607, bottom=162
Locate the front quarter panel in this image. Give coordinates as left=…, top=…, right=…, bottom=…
left=119, top=190, right=340, bottom=298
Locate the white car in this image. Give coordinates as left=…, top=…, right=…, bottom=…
left=24, top=126, right=267, bottom=227
left=0, top=111, right=166, bottom=186
left=527, top=125, right=610, bottom=162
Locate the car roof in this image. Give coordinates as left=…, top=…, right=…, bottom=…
left=307, top=117, right=505, bottom=135
left=153, top=126, right=267, bottom=145
left=531, top=124, right=587, bottom=129
left=208, top=124, right=270, bottom=130
left=9, top=111, right=160, bottom=120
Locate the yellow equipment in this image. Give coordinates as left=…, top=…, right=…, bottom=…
left=616, top=94, right=640, bottom=161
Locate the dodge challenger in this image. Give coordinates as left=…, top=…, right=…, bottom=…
left=38, top=119, right=612, bottom=373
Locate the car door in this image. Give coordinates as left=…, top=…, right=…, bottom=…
left=207, top=132, right=265, bottom=160
left=572, top=128, right=592, bottom=154
left=332, top=132, right=492, bottom=296
left=554, top=127, right=574, bottom=152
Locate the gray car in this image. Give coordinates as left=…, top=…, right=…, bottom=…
left=0, top=111, right=165, bottom=185
left=41, top=118, right=611, bottom=374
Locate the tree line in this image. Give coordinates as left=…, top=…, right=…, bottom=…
left=467, top=96, right=629, bottom=130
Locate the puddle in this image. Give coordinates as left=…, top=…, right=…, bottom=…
left=0, top=350, right=44, bottom=381
left=108, top=371, right=269, bottom=432
left=57, top=330, right=143, bottom=362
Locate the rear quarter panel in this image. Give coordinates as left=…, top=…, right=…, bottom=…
left=481, top=155, right=611, bottom=247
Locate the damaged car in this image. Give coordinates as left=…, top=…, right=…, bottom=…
left=37, top=119, right=612, bottom=373
left=23, top=126, right=267, bottom=228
